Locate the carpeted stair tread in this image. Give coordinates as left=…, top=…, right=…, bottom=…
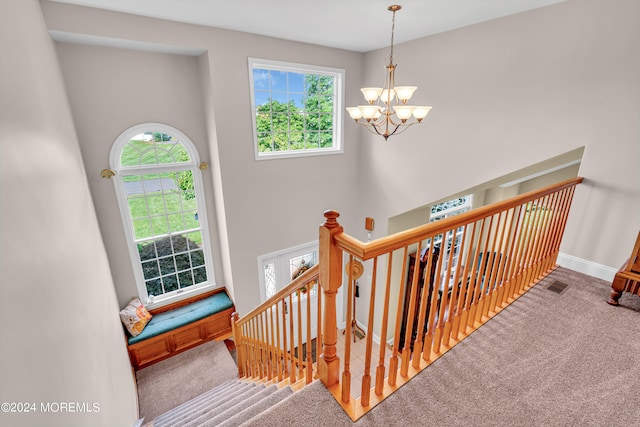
left=153, top=379, right=243, bottom=426
left=153, top=381, right=248, bottom=427
left=216, top=385, right=294, bottom=427
left=154, top=382, right=256, bottom=427
left=177, top=383, right=265, bottom=427
left=194, top=384, right=280, bottom=427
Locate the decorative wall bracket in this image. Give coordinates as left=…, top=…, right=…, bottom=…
left=101, top=169, right=116, bottom=179
left=346, top=259, right=364, bottom=280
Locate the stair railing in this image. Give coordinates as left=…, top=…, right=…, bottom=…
left=233, top=263, right=321, bottom=387
left=318, top=177, right=583, bottom=420
left=233, top=177, right=583, bottom=420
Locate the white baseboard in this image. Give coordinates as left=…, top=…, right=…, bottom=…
left=557, top=252, right=617, bottom=282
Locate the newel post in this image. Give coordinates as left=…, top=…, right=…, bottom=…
left=318, top=210, right=343, bottom=387
left=231, top=312, right=243, bottom=377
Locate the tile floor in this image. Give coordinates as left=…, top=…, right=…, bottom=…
left=335, top=327, right=394, bottom=399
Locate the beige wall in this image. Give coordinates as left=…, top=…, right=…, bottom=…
left=2, top=0, right=638, bottom=421
left=0, top=1, right=138, bottom=426
left=356, top=0, right=640, bottom=271
left=43, top=0, right=364, bottom=315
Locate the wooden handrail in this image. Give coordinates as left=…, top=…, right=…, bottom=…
left=334, top=177, right=583, bottom=260
left=321, top=177, right=583, bottom=420
left=236, top=264, right=319, bottom=326
left=232, top=177, right=583, bottom=421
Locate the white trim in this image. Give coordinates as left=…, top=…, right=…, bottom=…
left=109, top=123, right=216, bottom=306
left=248, top=57, right=345, bottom=161
left=257, top=240, right=319, bottom=302
left=499, top=160, right=581, bottom=188
left=557, top=252, right=617, bottom=282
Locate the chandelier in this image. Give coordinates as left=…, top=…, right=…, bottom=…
left=346, top=5, right=431, bottom=140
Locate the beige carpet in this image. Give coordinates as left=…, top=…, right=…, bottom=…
left=244, top=267, right=640, bottom=426
left=136, top=339, right=238, bottom=423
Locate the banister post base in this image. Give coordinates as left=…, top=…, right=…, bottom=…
left=318, top=354, right=341, bottom=388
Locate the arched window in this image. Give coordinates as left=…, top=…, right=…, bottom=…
left=110, top=123, right=215, bottom=306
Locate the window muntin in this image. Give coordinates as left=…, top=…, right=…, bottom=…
left=429, top=195, right=473, bottom=289
left=249, top=58, right=344, bottom=159
left=258, top=242, right=318, bottom=302
left=111, top=124, right=215, bottom=306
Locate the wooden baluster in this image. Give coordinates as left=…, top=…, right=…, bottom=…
left=316, top=280, right=322, bottom=380
left=510, top=203, right=529, bottom=299
left=466, top=218, right=486, bottom=329
left=288, top=293, right=296, bottom=383
left=318, top=210, right=343, bottom=389
left=424, top=237, right=445, bottom=360
left=250, top=318, right=258, bottom=378
left=483, top=213, right=502, bottom=318
left=475, top=216, right=494, bottom=323
left=296, top=289, right=304, bottom=380
left=528, top=195, right=550, bottom=282
left=268, top=305, right=276, bottom=381
left=389, top=247, right=408, bottom=387
left=535, top=193, right=556, bottom=274
left=452, top=224, right=471, bottom=340
left=549, top=187, right=574, bottom=268
left=543, top=188, right=565, bottom=271
left=539, top=194, right=557, bottom=275
left=413, top=239, right=434, bottom=367
left=342, top=255, right=355, bottom=403
left=361, top=257, right=378, bottom=406
left=231, top=312, right=242, bottom=376
left=375, top=252, right=393, bottom=395
left=275, top=300, right=283, bottom=382
left=433, top=231, right=452, bottom=355
left=523, top=197, right=545, bottom=290
left=256, top=313, right=267, bottom=378
left=306, top=283, right=313, bottom=384
left=444, top=225, right=468, bottom=347
left=455, top=221, right=478, bottom=338
left=281, top=298, right=289, bottom=379
left=496, top=207, right=517, bottom=308
left=401, top=241, right=422, bottom=376
left=437, top=228, right=457, bottom=349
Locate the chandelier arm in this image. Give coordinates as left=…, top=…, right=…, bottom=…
left=346, top=5, right=430, bottom=141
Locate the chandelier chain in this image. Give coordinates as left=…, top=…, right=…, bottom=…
left=389, top=8, right=396, bottom=65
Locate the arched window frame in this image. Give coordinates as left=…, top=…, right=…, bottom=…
left=110, top=123, right=216, bottom=307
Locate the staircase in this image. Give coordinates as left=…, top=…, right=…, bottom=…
left=150, top=379, right=294, bottom=427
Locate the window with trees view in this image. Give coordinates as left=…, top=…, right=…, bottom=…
left=249, top=58, right=344, bottom=159
left=110, top=124, right=215, bottom=306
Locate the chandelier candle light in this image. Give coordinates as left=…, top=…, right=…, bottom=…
left=346, top=5, right=432, bottom=140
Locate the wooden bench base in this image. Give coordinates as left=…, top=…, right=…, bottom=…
left=127, top=288, right=235, bottom=370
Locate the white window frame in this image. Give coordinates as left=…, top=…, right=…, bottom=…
left=257, top=241, right=318, bottom=302
left=248, top=58, right=344, bottom=160
left=110, top=123, right=216, bottom=308
left=429, top=195, right=473, bottom=289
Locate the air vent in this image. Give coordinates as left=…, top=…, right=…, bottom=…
left=546, top=281, right=569, bottom=294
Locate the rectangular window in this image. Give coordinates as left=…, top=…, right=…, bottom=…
left=249, top=58, right=344, bottom=160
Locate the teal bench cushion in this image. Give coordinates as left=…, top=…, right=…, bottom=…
left=128, top=291, right=233, bottom=345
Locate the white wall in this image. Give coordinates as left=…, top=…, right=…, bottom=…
left=356, top=0, right=640, bottom=271
left=0, top=1, right=138, bottom=426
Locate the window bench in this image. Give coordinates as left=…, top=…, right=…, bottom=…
left=126, top=288, right=235, bottom=370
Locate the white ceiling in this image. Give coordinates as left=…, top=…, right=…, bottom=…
left=49, top=0, right=565, bottom=53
